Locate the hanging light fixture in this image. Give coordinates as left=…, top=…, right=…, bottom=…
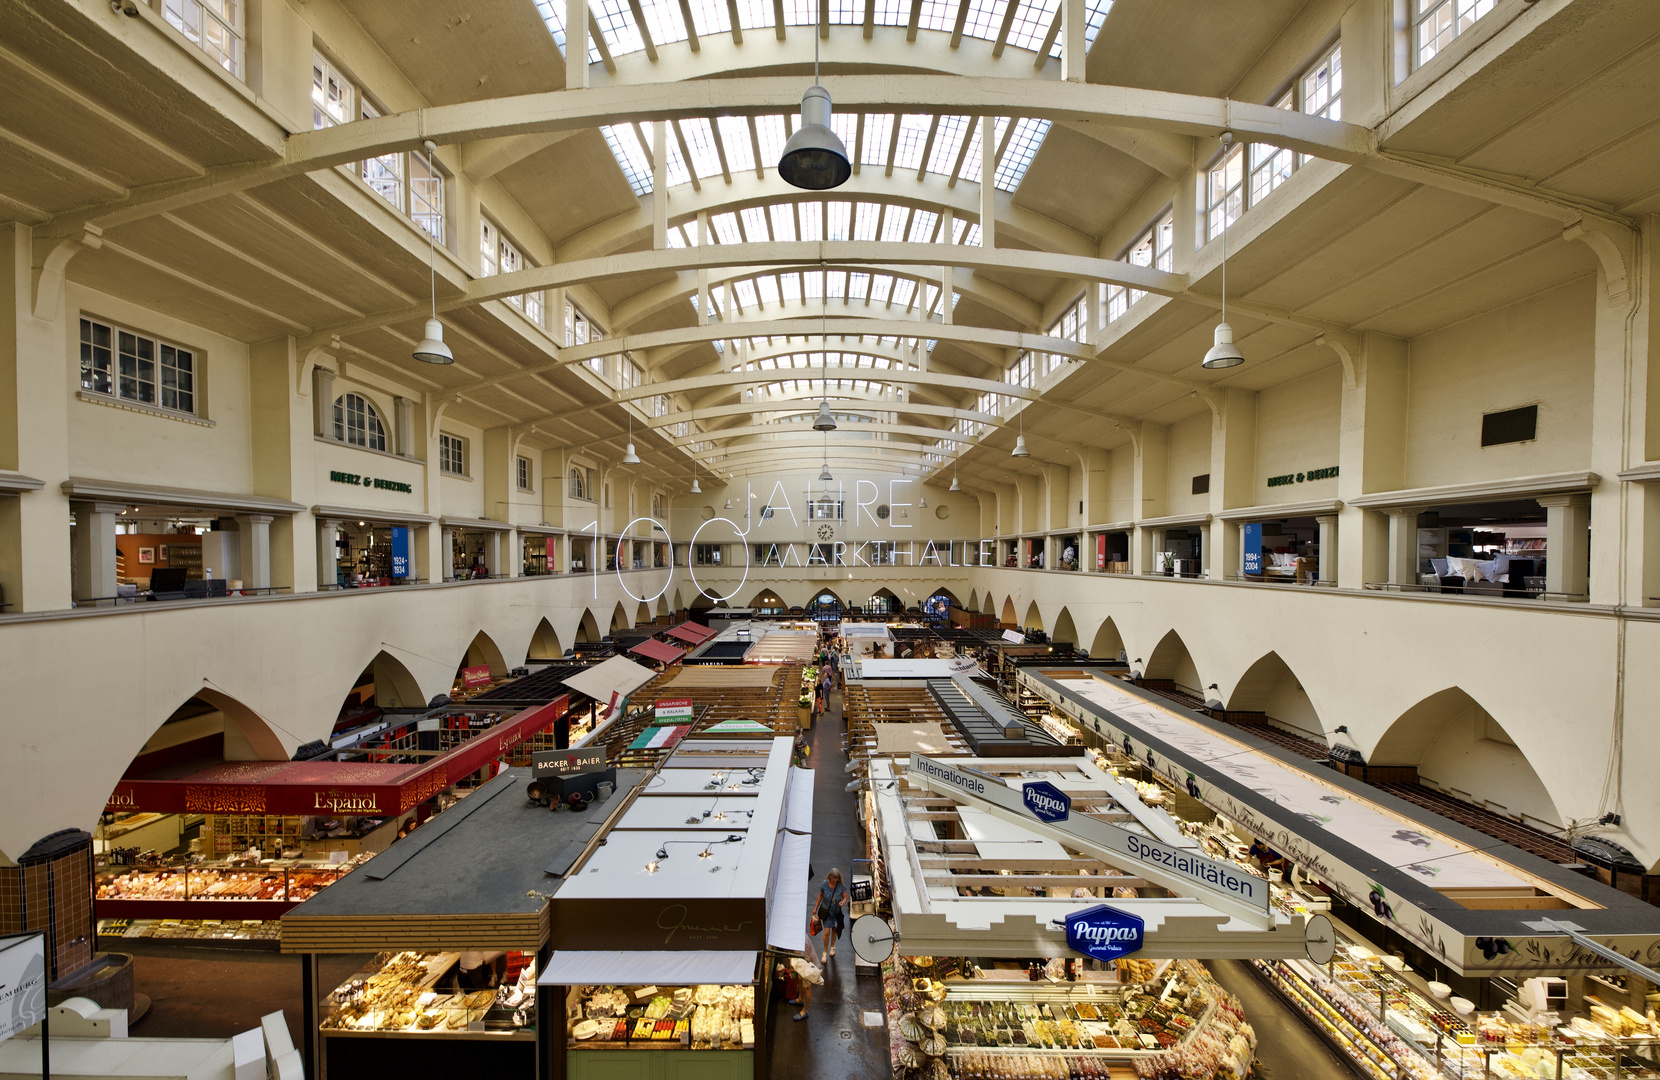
left=690, top=459, right=702, bottom=494
left=621, top=413, right=641, bottom=465
left=819, top=461, right=834, bottom=483
left=412, top=140, right=455, bottom=365
left=777, top=10, right=850, bottom=191
left=813, top=400, right=837, bottom=430
left=1202, top=132, right=1246, bottom=371
left=1011, top=414, right=1030, bottom=458
left=949, top=458, right=961, bottom=492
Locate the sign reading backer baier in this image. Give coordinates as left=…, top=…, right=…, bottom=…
left=0, top=933, right=46, bottom=1044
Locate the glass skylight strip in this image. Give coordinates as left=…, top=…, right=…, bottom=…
left=601, top=124, right=653, bottom=195
left=712, top=212, right=743, bottom=244
left=852, top=202, right=879, bottom=241
left=666, top=225, right=690, bottom=248
left=927, top=116, right=970, bottom=176
left=780, top=273, right=801, bottom=302
left=734, top=0, right=773, bottom=30
left=716, top=117, right=754, bottom=173
left=798, top=200, right=823, bottom=241
left=640, top=0, right=690, bottom=46
left=769, top=203, right=797, bottom=242
left=734, top=280, right=759, bottom=308
left=873, top=0, right=908, bottom=26
left=879, top=205, right=909, bottom=242
left=848, top=272, right=869, bottom=299
left=962, top=222, right=981, bottom=246
left=680, top=118, right=723, bottom=179
left=892, top=278, right=916, bottom=306
left=592, top=0, right=645, bottom=56
left=827, top=270, right=847, bottom=298
left=830, top=112, right=858, bottom=158
left=1005, top=0, right=1060, bottom=54
left=908, top=210, right=939, bottom=243
left=753, top=115, right=789, bottom=172
left=917, top=0, right=956, bottom=31
left=870, top=275, right=892, bottom=303
left=994, top=117, right=1050, bottom=192
left=860, top=114, right=893, bottom=168
left=757, top=276, right=781, bottom=305
left=960, top=0, right=1009, bottom=40
left=780, top=0, right=815, bottom=24
left=891, top=114, right=932, bottom=171
left=686, top=0, right=733, bottom=36
left=534, top=0, right=567, bottom=49
left=740, top=205, right=770, bottom=241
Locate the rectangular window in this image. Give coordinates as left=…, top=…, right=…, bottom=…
left=80, top=317, right=195, bottom=415
left=1200, top=142, right=1245, bottom=244
left=517, top=456, right=532, bottom=490
left=1101, top=208, right=1174, bottom=327
left=566, top=299, right=607, bottom=375
left=312, top=52, right=353, bottom=129
left=695, top=544, right=723, bottom=566
left=440, top=433, right=467, bottom=476
left=481, top=218, right=543, bottom=325
left=1192, top=474, right=1211, bottom=495
left=1414, top=0, right=1495, bottom=68
left=1481, top=405, right=1538, bottom=447
left=163, top=0, right=244, bottom=79
left=808, top=500, right=843, bottom=521
left=1302, top=43, right=1342, bottom=122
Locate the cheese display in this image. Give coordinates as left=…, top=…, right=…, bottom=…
left=564, top=984, right=756, bottom=1050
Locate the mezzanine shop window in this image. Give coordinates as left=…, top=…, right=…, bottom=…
left=439, top=433, right=467, bottom=477
left=1414, top=0, right=1495, bottom=68
left=568, top=469, right=586, bottom=499
left=163, top=0, right=243, bottom=79
left=1102, top=211, right=1174, bottom=326
left=564, top=299, right=607, bottom=376
left=80, top=317, right=196, bottom=415
left=694, top=544, right=723, bottom=566
left=480, top=218, right=543, bottom=325
left=333, top=393, right=386, bottom=452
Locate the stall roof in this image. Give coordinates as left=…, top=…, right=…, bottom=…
left=468, top=664, right=593, bottom=705
left=873, top=723, right=962, bottom=758
left=539, top=950, right=757, bottom=987
left=858, top=658, right=980, bottom=679
left=562, top=654, right=657, bottom=704
left=280, top=765, right=648, bottom=953
left=929, top=677, right=1069, bottom=757
left=629, top=638, right=686, bottom=664
left=666, top=622, right=716, bottom=645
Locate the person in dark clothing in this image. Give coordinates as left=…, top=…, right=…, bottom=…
left=815, top=867, right=850, bottom=957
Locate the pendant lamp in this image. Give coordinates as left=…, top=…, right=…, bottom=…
left=813, top=400, right=837, bottom=431
left=1011, top=414, right=1030, bottom=458
left=621, top=414, right=641, bottom=465
left=689, top=459, right=702, bottom=494
left=949, top=474, right=961, bottom=493
left=819, top=462, right=834, bottom=482
left=778, top=15, right=850, bottom=191
left=1202, top=132, right=1246, bottom=371
left=412, top=139, right=455, bottom=364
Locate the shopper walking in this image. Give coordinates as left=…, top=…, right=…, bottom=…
left=787, top=930, right=823, bottom=1021
left=815, top=867, right=850, bottom=957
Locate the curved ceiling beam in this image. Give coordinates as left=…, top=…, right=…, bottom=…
left=557, top=174, right=1093, bottom=261
left=307, top=240, right=1182, bottom=347
left=647, top=399, right=997, bottom=428
left=458, top=317, right=1203, bottom=397
left=679, top=420, right=965, bottom=446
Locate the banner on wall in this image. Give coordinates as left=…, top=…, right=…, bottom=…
left=1241, top=523, right=1263, bottom=575
left=0, top=933, right=45, bottom=1044
left=1097, top=534, right=1106, bottom=570
left=390, top=526, right=412, bottom=579
left=461, top=665, right=492, bottom=688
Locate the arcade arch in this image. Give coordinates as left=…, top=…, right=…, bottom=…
left=528, top=619, right=563, bottom=661
left=1022, top=601, right=1044, bottom=633
left=1050, top=607, right=1078, bottom=646
left=462, top=630, right=508, bottom=678
left=1227, top=652, right=1324, bottom=740
left=1143, top=630, right=1202, bottom=698
left=1088, top=618, right=1125, bottom=662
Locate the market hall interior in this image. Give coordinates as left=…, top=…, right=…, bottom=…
left=5, top=0, right=1660, bottom=1078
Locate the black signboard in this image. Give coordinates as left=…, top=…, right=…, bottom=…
left=532, top=748, right=606, bottom=778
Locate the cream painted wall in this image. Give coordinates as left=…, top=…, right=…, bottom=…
left=1164, top=413, right=1212, bottom=516
left=1106, top=446, right=1135, bottom=522
left=1416, top=710, right=1565, bottom=829
left=437, top=418, right=487, bottom=518
left=1404, top=277, right=1596, bottom=488
left=1264, top=675, right=1324, bottom=739
left=67, top=286, right=253, bottom=493
left=1253, top=366, right=1342, bottom=504
left=312, top=441, right=425, bottom=514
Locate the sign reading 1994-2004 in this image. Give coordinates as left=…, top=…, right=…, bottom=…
left=0, top=933, right=46, bottom=1044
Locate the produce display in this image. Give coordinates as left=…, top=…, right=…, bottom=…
left=321, top=951, right=536, bottom=1035
left=566, top=983, right=755, bottom=1050
left=880, top=955, right=1255, bottom=1080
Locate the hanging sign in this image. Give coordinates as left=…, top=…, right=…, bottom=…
left=1022, top=781, right=1072, bottom=824
left=532, top=747, right=606, bottom=778
left=1001, top=629, right=1026, bottom=645
left=654, top=698, right=694, bottom=721
left=1065, top=905, right=1145, bottom=963
left=1241, top=523, right=1263, bottom=576
left=0, top=933, right=47, bottom=1044
left=461, top=665, right=492, bottom=688
left=390, top=526, right=412, bottom=579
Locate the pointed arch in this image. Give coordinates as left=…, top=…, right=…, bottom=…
left=463, top=629, right=508, bottom=677
left=967, top=588, right=979, bottom=613
left=1050, top=606, right=1077, bottom=646
left=1088, top=618, right=1125, bottom=661
left=1022, top=600, right=1044, bottom=632
left=610, top=601, right=631, bottom=633
left=576, top=609, right=602, bottom=643
left=637, top=601, right=652, bottom=626
left=1143, top=629, right=1202, bottom=697
left=672, top=587, right=685, bottom=613
left=360, top=649, right=427, bottom=708
left=1226, top=651, right=1323, bottom=739
left=927, top=586, right=961, bottom=608
left=983, top=593, right=996, bottom=615
left=528, top=618, right=563, bottom=660
left=1370, top=688, right=1563, bottom=828
left=1000, top=595, right=1017, bottom=625
left=655, top=594, right=669, bottom=617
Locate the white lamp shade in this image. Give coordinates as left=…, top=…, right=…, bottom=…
left=1011, top=434, right=1031, bottom=458
left=812, top=400, right=838, bottom=431
left=621, top=442, right=641, bottom=465
left=779, top=87, right=851, bottom=191
left=949, top=476, right=961, bottom=492
left=413, top=319, right=454, bottom=364
left=918, top=494, right=927, bottom=508
left=819, top=462, right=834, bottom=482
left=689, top=478, right=702, bottom=493
left=1202, top=321, right=1246, bottom=369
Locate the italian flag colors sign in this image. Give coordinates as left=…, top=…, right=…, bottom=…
left=628, top=724, right=692, bottom=751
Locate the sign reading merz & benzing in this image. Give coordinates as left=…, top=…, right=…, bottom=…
left=330, top=470, right=413, bottom=493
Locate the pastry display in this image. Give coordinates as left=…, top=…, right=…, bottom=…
left=567, top=983, right=755, bottom=1050
left=320, top=950, right=536, bottom=1035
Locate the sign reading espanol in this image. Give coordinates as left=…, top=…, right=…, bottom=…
left=906, top=754, right=1271, bottom=928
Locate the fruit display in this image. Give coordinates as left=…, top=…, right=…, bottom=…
left=321, top=951, right=536, bottom=1035
left=566, top=984, right=754, bottom=1050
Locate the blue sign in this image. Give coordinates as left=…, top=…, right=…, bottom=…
left=1065, top=904, right=1145, bottom=963
left=1242, top=522, right=1263, bottom=575
left=1022, top=781, right=1071, bottom=823
left=390, top=526, right=412, bottom=579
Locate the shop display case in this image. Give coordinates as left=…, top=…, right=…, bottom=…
left=321, top=950, right=536, bottom=1037
left=96, top=917, right=282, bottom=944
left=563, top=983, right=756, bottom=1051
left=94, top=858, right=357, bottom=919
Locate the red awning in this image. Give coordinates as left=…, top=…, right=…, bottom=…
left=629, top=638, right=685, bottom=664
left=666, top=622, right=715, bottom=645
left=107, top=697, right=568, bottom=816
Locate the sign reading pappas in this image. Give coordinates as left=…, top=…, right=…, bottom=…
left=0, top=933, right=46, bottom=1044
left=654, top=698, right=694, bottom=721
left=1022, top=781, right=1071, bottom=824
left=461, top=665, right=492, bottom=688
left=1065, top=905, right=1144, bottom=963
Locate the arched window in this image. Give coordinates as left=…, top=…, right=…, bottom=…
left=334, top=393, right=386, bottom=451
left=568, top=469, right=585, bottom=499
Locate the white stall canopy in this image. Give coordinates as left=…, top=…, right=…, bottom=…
left=539, top=950, right=758, bottom=987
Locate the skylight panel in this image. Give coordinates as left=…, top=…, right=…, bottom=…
left=873, top=0, right=907, bottom=26
left=827, top=270, right=847, bottom=298
left=533, top=0, right=568, bottom=49
left=892, top=278, right=916, bottom=306
left=734, top=0, right=773, bottom=29
left=856, top=204, right=883, bottom=242
left=870, top=275, right=892, bottom=304
left=1082, top=0, right=1111, bottom=47
left=861, top=114, right=893, bottom=167
left=707, top=284, right=725, bottom=317
left=880, top=205, right=909, bottom=242
left=826, top=201, right=852, bottom=242
left=740, top=206, right=770, bottom=241
left=734, top=280, right=759, bottom=308
left=640, top=0, right=691, bottom=47
left=601, top=125, right=653, bottom=195
left=757, top=276, right=781, bottom=305
left=680, top=118, right=723, bottom=179
left=994, top=117, right=1050, bottom=192
left=923, top=283, right=941, bottom=312
left=769, top=204, right=797, bottom=242
left=963, top=222, right=982, bottom=246
left=908, top=210, right=939, bottom=243
left=804, top=269, right=823, bottom=299
left=780, top=273, right=801, bottom=302
left=951, top=218, right=969, bottom=244
left=1005, top=0, right=1060, bottom=53
left=961, top=0, right=1010, bottom=40
left=686, top=0, right=733, bottom=35
left=797, top=201, right=823, bottom=241
left=781, top=0, right=815, bottom=25
left=666, top=225, right=689, bottom=248
left=716, top=117, right=754, bottom=173
left=753, top=115, right=788, bottom=173
left=712, top=212, right=743, bottom=244
left=830, top=112, right=858, bottom=158
left=592, top=0, right=645, bottom=56
left=891, top=114, right=932, bottom=171
left=917, top=0, right=956, bottom=32
left=848, top=272, right=870, bottom=300
left=927, top=116, right=970, bottom=176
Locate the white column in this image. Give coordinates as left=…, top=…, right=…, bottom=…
left=316, top=518, right=338, bottom=588
left=1316, top=515, right=1338, bottom=585
left=1539, top=493, right=1591, bottom=600
left=393, top=396, right=413, bottom=457
left=504, top=528, right=520, bottom=577
left=235, top=514, right=274, bottom=591
left=441, top=526, right=459, bottom=580
left=1237, top=523, right=1252, bottom=579
left=1060, top=0, right=1085, bottom=82
left=312, top=366, right=335, bottom=437
left=1387, top=508, right=1419, bottom=586
left=483, top=530, right=503, bottom=577
left=979, top=116, right=997, bottom=250
left=70, top=501, right=121, bottom=605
